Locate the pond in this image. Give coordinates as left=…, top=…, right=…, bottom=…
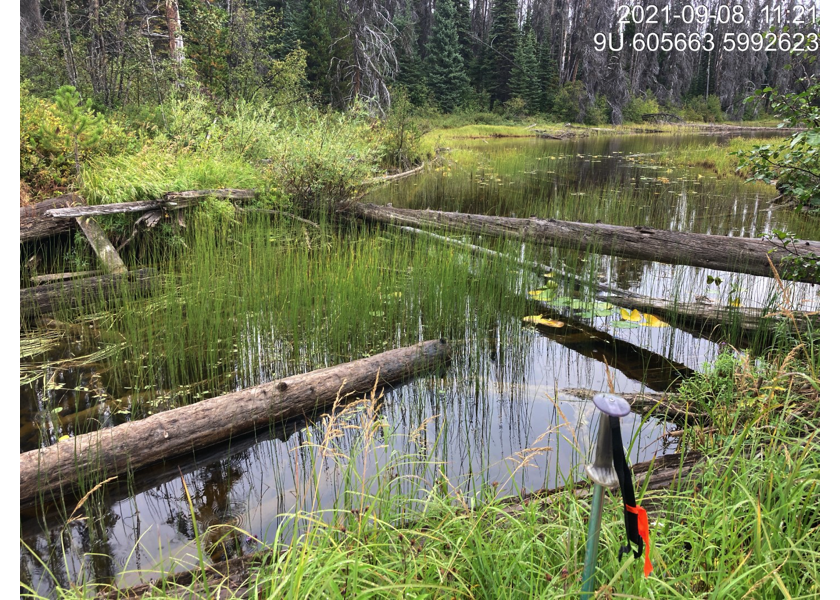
left=20, top=132, right=819, bottom=595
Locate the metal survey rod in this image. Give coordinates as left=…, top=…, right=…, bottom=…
left=581, top=393, right=631, bottom=599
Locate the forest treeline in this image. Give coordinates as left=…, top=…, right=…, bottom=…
left=21, top=0, right=819, bottom=122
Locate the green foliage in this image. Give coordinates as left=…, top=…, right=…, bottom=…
left=268, top=107, right=380, bottom=211
left=510, top=30, right=541, bottom=113
left=584, top=94, right=609, bottom=126
left=182, top=1, right=232, bottom=96
left=81, top=145, right=261, bottom=206
left=622, top=92, right=661, bottom=124
left=488, top=0, right=519, bottom=105
left=299, top=0, right=336, bottom=102
left=426, top=0, right=471, bottom=113
left=21, top=84, right=136, bottom=197
left=552, top=81, right=586, bottom=123
left=39, top=86, right=105, bottom=178
left=737, top=81, right=820, bottom=212
left=379, top=89, right=429, bottom=170
left=762, top=228, right=820, bottom=283
left=681, top=95, right=726, bottom=123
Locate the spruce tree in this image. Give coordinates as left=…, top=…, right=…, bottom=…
left=536, top=31, right=556, bottom=113
left=426, top=0, right=469, bottom=112
left=510, top=29, right=540, bottom=112
left=299, top=0, right=333, bottom=102
left=488, top=0, right=518, bottom=105
left=395, top=9, right=428, bottom=106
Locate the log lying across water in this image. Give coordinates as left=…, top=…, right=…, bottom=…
left=21, top=189, right=256, bottom=243
left=398, top=225, right=816, bottom=340
left=20, top=340, right=450, bottom=508
left=20, top=268, right=159, bottom=320
left=43, top=189, right=256, bottom=219
left=346, top=203, right=820, bottom=283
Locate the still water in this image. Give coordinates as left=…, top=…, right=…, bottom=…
left=20, top=133, right=819, bottom=593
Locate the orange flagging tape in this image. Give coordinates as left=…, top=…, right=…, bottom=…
left=626, top=504, right=653, bottom=577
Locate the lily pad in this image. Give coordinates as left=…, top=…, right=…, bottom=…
left=528, top=289, right=555, bottom=301
left=522, top=315, right=565, bottom=328
left=612, top=320, right=642, bottom=329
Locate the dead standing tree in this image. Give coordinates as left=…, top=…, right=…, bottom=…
left=334, top=0, right=399, bottom=115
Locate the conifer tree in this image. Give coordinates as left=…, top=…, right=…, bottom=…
left=536, top=32, right=556, bottom=113
left=39, top=85, right=103, bottom=178
left=299, top=0, right=333, bottom=102
left=510, top=28, right=540, bottom=112
left=488, top=0, right=518, bottom=105
left=426, top=0, right=469, bottom=112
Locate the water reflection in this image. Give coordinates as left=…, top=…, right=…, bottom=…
left=21, top=133, right=818, bottom=595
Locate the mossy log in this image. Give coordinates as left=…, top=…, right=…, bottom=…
left=347, top=203, right=819, bottom=283
left=20, top=340, right=450, bottom=508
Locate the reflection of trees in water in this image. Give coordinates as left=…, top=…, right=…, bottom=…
left=165, top=454, right=253, bottom=562
left=612, top=257, right=645, bottom=291
left=21, top=504, right=119, bottom=595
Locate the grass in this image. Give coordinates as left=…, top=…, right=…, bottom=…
left=21, top=325, right=819, bottom=599
left=20, top=125, right=819, bottom=598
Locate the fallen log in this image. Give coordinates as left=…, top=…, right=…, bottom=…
left=31, top=270, right=100, bottom=284
left=530, top=314, right=693, bottom=393
left=43, top=189, right=256, bottom=219
left=20, top=193, right=85, bottom=242
left=20, top=268, right=159, bottom=320
left=346, top=203, right=820, bottom=283
left=397, top=226, right=815, bottom=341
left=361, top=163, right=426, bottom=186
left=594, top=292, right=819, bottom=340
left=74, top=216, right=127, bottom=275
left=20, top=340, right=450, bottom=508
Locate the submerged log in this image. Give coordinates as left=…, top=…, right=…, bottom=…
left=20, top=340, right=450, bottom=508
left=398, top=226, right=814, bottom=341
left=20, top=193, right=85, bottom=242
left=531, top=314, right=693, bottom=393
left=20, top=268, right=158, bottom=320
left=594, top=292, right=818, bottom=340
left=347, top=203, right=820, bottom=283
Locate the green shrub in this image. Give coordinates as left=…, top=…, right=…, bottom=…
left=553, top=81, right=586, bottom=122
left=622, top=91, right=661, bottom=123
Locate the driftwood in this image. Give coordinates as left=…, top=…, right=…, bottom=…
left=20, top=268, right=159, bottom=320
left=346, top=203, right=820, bottom=283
left=20, top=340, right=450, bottom=508
left=20, top=193, right=85, bottom=242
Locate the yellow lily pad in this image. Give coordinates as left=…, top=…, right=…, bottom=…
left=528, top=289, right=555, bottom=301
left=620, top=308, right=643, bottom=322
left=522, top=315, right=565, bottom=328
left=643, top=313, right=669, bottom=328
